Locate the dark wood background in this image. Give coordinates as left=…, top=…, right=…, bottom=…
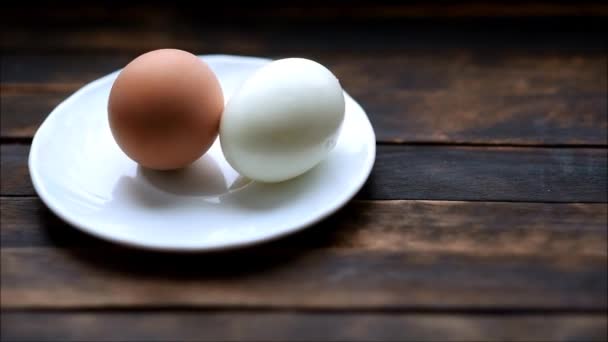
left=1, top=2, right=607, bottom=341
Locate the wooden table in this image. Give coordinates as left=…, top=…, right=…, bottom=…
left=1, top=3, right=607, bottom=341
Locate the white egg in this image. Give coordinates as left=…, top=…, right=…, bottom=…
left=220, top=58, right=345, bottom=183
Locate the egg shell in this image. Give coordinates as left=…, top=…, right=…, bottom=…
left=220, top=58, right=345, bottom=182
left=108, top=49, right=224, bottom=170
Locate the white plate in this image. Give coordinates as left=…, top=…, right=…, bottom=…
left=29, top=54, right=376, bottom=252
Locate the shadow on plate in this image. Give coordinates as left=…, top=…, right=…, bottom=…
left=107, top=156, right=326, bottom=211
left=137, top=154, right=229, bottom=197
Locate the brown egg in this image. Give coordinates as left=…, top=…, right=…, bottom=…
left=108, top=49, right=224, bottom=170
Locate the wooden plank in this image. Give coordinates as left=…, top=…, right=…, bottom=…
left=2, top=198, right=606, bottom=258
left=3, top=145, right=606, bottom=201
left=1, top=247, right=605, bottom=309
left=1, top=311, right=606, bottom=342
left=4, top=2, right=608, bottom=26
left=0, top=145, right=32, bottom=196
left=1, top=54, right=132, bottom=86
left=2, top=12, right=606, bottom=54
left=2, top=52, right=606, bottom=144
left=364, top=145, right=608, bottom=202
left=1, top=92, right=65, bottom=138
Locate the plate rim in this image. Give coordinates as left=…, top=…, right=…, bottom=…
left=28, top=54, right=376, bottom=252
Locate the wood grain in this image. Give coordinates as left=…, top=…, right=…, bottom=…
left=2, top=311, right=606, bottom=342
left=0, top=145, right=31, bottom=196
left=4, top=2, right=608, bottom=25
left=364, top=145, right=608, bottom=201
left=2, top=198, right=606, bottom=258
left=0, top=91, right=65, bottom=138
left=2, top=9, right=606, bottom=54
left=1, top=247, right=605, bottom=309
left=2, top=52, right=606, bottom=144
left=3, top=144, right=606, bottom=202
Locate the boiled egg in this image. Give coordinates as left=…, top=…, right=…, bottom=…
left=220, top=58, right=345, bottom=182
